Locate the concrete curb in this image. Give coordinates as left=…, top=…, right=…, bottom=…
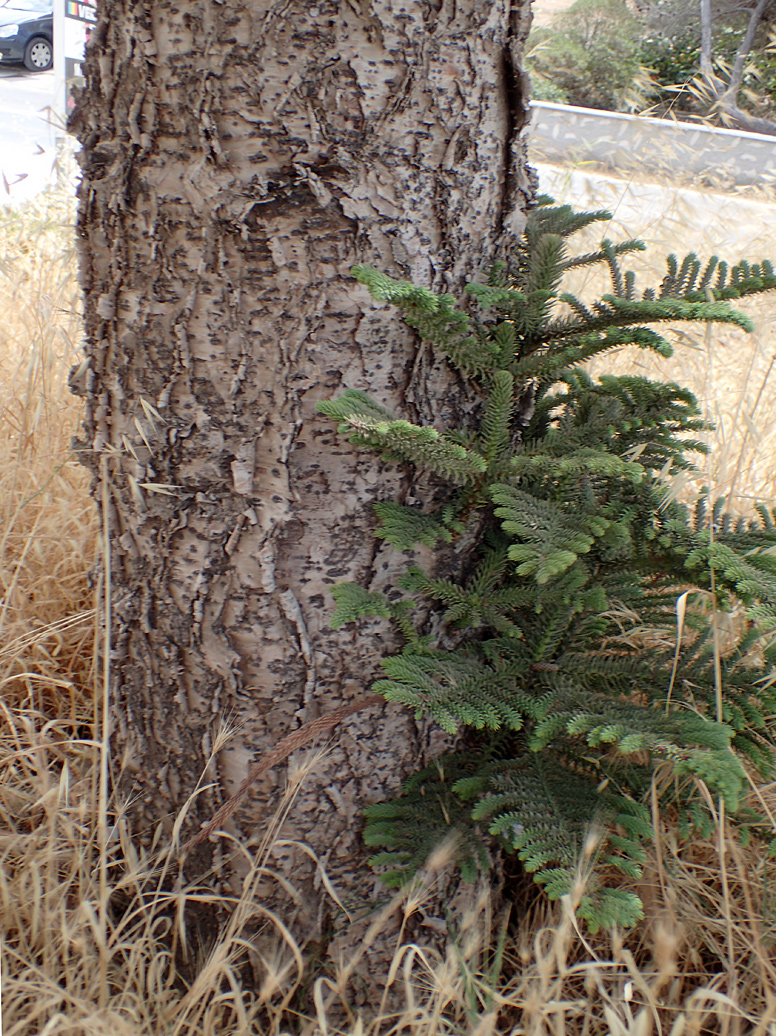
left=529, top=101, right=776, bottom=187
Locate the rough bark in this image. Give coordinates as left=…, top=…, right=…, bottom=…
left=70, top=0, right=534, bottom=963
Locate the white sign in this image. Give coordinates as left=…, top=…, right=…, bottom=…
left=52, top=0, right=96, bottom=124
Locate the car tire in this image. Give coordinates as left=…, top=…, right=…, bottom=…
left=23, top=36, right=52, bottom=72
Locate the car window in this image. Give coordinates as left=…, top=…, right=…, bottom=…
left=0, top=0, right=52, bottom=12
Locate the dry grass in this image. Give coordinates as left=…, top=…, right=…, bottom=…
left=2, top=167, right=776, bottom=1035
left=3, top=702, right=775, bottom=1036
left=0, top=189, right=95, bottom=720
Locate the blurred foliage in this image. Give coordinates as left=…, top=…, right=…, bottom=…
left=528, top=0, right=776, bottom=124
left=528, top=0, right=650, bottom=111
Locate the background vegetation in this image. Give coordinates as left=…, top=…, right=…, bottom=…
left=528, top=0, right=776, bottom=124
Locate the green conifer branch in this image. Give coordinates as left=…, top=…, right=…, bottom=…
left=317, top=198, right=776, bottom=931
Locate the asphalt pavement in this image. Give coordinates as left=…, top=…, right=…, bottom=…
left=0, top=65, right=64, bottom=205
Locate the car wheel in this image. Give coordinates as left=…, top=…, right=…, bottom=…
left=23, top=37, right=52, bottom=72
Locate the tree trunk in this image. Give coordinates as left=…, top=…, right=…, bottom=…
left=720, top=0, right=770, bottom=101
left=698, top=0, right=776, bottom=135
left=70, top=0, right=534, bottom=964
left=699, top=0, right=714, bottom=80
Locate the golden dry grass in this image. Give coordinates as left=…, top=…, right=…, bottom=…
left=1, top=167, right=776, bottom=1035
left=0, top=190, right=95, bottom=720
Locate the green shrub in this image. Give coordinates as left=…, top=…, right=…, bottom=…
left=637, top=28, right=776, bottom=119
left=319, top=200, right=776, bottom=931
left=527, top=0, right=646, bottom=111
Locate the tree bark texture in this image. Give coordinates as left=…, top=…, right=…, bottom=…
left=71, top=0, right=534, bottom=946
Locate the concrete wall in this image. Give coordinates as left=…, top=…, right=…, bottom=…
left=529, top=101, right=776, bottom=187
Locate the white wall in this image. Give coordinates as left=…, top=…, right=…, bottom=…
left=529, top=101, right=776, bottom=188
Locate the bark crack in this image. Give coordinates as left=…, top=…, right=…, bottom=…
left=278, top=588, right=318, bottom=718
left=498, top=41, right=524, bottom=235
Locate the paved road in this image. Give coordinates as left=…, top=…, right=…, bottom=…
left=0, top=65, right=64, bottom=206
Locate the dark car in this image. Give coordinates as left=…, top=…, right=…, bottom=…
left=0, top=0, right=53, bottom=72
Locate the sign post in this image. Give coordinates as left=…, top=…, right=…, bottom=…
left=52, top=0, right=97, bottom=125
